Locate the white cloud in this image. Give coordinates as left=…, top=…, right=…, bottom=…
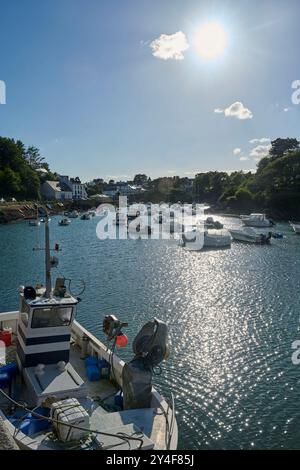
left=233, top=148, right=241, bottom=156
left=249, top=138, right=270, bottom=144
left=284, top=107, right=291, bottom=112
left=215, top=101, right=253, bottom=120
left=249, top=144, right=271, bottom=161
left=240, top=156, right=249, bottom=161
left=150, top=31, right=190, bottom=60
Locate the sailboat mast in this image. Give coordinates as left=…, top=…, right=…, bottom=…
left=45, top=216, right=52, bottom=297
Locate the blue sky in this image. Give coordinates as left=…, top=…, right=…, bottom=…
left=0, top=0, right=299, bottom=181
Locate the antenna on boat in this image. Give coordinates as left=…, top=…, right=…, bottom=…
left=45, top=214, right=52, bottom=298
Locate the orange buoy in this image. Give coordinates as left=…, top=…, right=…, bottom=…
left=116, top=333, right=128, bottom=348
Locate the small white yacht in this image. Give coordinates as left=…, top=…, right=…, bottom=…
left=180, top=228, right=231, bottom=251
left=230, top=226, right=272, bottom=244
left=0, top=217, right=177, bottom=450
left=240, top=213, right=275, bottom=228
left=290, top=222, right=300, bottom=234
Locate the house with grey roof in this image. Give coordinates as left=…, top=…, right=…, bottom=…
left=41, top=180, right=73, bottom=200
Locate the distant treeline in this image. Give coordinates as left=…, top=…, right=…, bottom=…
left=1, top=136, right=300, bottom=219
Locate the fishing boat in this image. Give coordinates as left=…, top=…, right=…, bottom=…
left=229, top=227, right=272, bottom=244
left=240, top=213, right=275, bottom=228
left=290, top=222, right=300, bottom=234
left=0, top=217, right=177, bottom=450
left=58, top=218, right=70, bottom=226
left=180, top=229, right=231, bottom=251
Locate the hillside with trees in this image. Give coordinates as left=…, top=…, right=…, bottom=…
left=0, top=137, right=56, bottom=200
left=183, top=138, right=299, bottom=218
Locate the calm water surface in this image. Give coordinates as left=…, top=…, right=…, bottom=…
left=0, top=215, right=300, bottom=449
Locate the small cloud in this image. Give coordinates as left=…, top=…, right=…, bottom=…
left=284, top=107, right=291, bottom=112
left=249, top=138, right=270, bottom=144
left=150, top=31, right=190, bottom=61
left=249, top=144, right=271, bottom=161
left=240, top=156, right=249, bottom=161
left=215, top=101, right=253, bottom=120
left=233, top=148, right=241, bottom=156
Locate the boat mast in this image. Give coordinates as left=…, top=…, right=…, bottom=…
left=45, top=215, right=52, bottom=297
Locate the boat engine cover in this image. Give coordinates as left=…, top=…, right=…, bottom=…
left=122, top=358, right=152, bottom=410
left=132, top=318, right=168, bottom=367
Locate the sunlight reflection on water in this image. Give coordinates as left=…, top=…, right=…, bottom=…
left=0, top=215, right=300, bottom=449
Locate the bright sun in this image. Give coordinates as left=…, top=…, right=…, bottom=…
left=194, top=22, right=228, bottom=60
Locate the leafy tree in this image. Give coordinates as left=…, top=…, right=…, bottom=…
left=0, top=167, right=21, bottom=196
left=133, top=174, right=148, bottom=186
left=269, top=138, right=299, bottom=158
left=0, top=136, right=44, bottom=199
left=24, top=146, right=45, bottom=169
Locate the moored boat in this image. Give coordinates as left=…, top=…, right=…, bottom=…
left=67, top=210, right=79, bottom=219
left=180, top=229, right=231, bottom=251
left=289, top=222, right=300, bottom=234
left=80, top=213, right=92, bottom=220
left=240, top=213, right=275, bottom=228
left=230, top=227, right=272, bottom=244
left=58, top=218, right=70, bottom=226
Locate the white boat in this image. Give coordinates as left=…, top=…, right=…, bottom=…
left=0, top=217, right=177, bottom=450
left=240, top=213, right=275, bottom=228
left=180, top=229, right=231, bottom=251
left=67, top=210, right=79, bottom=219
left=230, top=226, right=272, bottom=244
left=290, top=222, right=300, bottom=234
left=58, top=218, right=70, bottom=226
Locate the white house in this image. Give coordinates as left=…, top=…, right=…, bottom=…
left=103, top=182, right=145, bottom=198
left=59, top=176, right=88, bottom=200
left=41, top=181, right=73, bottom=201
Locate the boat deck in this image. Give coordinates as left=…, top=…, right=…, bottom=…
left=1, top=340, right=118, bottom=410
left=0, top=320, right=178, bottom=450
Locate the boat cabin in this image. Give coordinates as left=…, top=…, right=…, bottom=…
left=16, top=282, right=87, bottom=407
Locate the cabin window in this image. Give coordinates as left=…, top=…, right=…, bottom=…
left=31, top=307, right=73, bottom=329
left=20, top=300, right=30, bottom=327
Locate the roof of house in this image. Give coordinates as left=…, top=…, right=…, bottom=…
left=44, top=181, right=72, bottom=193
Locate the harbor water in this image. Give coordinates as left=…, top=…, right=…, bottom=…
left=0, top=215, right=300, bottom=450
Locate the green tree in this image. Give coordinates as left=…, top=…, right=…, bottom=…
left=0, top=167, right=21, bottom=196
left=269, top=138, right=299, bottom=158
left=133, top=174, right=149, bottom=186
left=24, top=146, right=45, bottom=169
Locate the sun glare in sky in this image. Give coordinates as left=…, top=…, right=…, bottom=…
left=194, top=21, right=228, bottom=60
